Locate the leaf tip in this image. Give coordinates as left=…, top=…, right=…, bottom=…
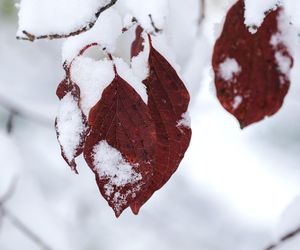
left=130, top=203, right=141, bottom=215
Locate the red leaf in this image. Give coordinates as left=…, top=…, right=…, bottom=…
left=83, top=73, right=156, bottom=217
left=131, top=36, right=192, bottom=214
left=131, top=25, right=145, bottom=59
left=55, top=66, right=89, bottom=173
left=212, top=1, right=293, bottom=128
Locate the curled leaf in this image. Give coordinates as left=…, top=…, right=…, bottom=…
left=55, top=66, right=89, bottom=173
left=212, top=0, right=293, bottom=128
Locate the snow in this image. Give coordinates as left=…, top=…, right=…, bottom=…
left=70, top=56, right=115, bottom=116
left=56, top=92, right=86, bottom=163
left=118, top=0, right=168, bottom=32
left=131, top=31, right=150, bottom=82
left=177, top=112, right=191, bottom=129
left=244, top=0, right=280, bottom=34
left=275, top=51, right=292, bottom=75
left=114, top=57, right=148, bottom=104
left=4, top=0, right=300, bottom=249
left=17, top=0, right=110, bottom=37
left=93, top=140, right=142, bottom=212
left=232, top=95, right=243, bottom=110
left=218, top=57, right=241, bottom=81
left=62, top=8, right=122, bottom=62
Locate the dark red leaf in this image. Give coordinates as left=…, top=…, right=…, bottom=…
left=212, top=0, right=293, bottom=128
left=83, top=73, right=156, bottom=217
left=131, top=25, right=145, bottom=59
left=131, top=36, right=192, bottom=214
left=55, top=66, right=89, bottom=173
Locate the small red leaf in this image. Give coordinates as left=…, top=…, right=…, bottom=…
left=131, top=36, right=192, bottom=214
left=131, top=25, right=145, bottom=59
left=55, top=66, right=89, bottom=173
left=83, top=73, right=156, bottom=217
left=212, top=1, right=293, bottom=128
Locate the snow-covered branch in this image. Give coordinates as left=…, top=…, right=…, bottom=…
left=16, top=0, right=118, bottom=41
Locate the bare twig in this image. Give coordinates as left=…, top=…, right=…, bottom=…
left=16, top=0, right=118, bottom=41
left=0, top=93, right=52, bottom=128
left=264, top=226, right=300, bottom=250
left=0, top=179, right=54, bottom=250
left=148, top=14, right=163, bottom=33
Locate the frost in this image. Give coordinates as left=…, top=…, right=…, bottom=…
left=93, top=141, right=142, bottom=211
left=56, top=93, right=86, bottom=162
left=219, top=58, right=241, bottom=81
left=70, top=56, right=115, bottom=116
left=177, top=112, right=191, bottom=129
left=17, top=0, right=110, bottom=37
left=244, top=0, right=280, bottom=34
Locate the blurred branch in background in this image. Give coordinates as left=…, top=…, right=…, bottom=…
left=199, top=0, right=205, bottom=25
left=0, top=179, right=55, bottom=250
left=264, top=227, right=300, bottom=250
left=0, top=93, right=53, bottom=133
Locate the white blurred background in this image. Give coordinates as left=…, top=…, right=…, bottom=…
left=1, top=0, right=300, bottom=249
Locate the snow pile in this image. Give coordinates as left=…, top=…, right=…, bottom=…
left=114, top=57, right=148, bottom=103
left=17, top=0, right=110, bottom=37
left=218, top=57, right=241, bottom=81
left=244, top=0, right=280, bottom=33
left=56, top=92, right=86, bottom=163
left=62, top=8, right=122, bottom=62
left=93, top=140, right=142, bottom=211
left=70, top=56, right=115, bottom=116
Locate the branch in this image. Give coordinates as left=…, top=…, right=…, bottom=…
left=264, top=226, right=300, bottom=250
left=16, top=0, right=118, bottom=41
left=0, top=93, right=53, bottom=129
left=198, top=0, right=205, bottom=26
left=148, top=14, right=163, bottom=33
left=0, top=179, right=54, bottom=250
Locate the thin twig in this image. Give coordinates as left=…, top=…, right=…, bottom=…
left=16, top=0, right=118, bottom=41
left=148, top=14, right=163, bottom=33
left=264, top=226, right=300, bottom=250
